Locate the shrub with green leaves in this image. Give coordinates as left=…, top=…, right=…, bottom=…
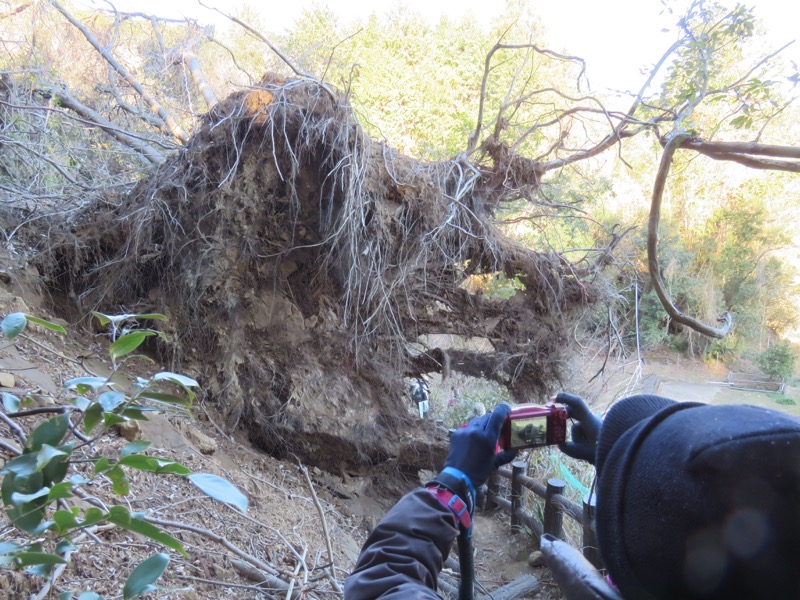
left=757, top=340, right=796, bottom=380
left=0, top=311, right=247, bottom=599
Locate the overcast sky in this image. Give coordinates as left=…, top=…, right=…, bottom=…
left=76, top=0, right=798, bottom=92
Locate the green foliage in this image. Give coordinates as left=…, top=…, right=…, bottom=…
left=122, top=553, right=170, bottom=599
left=770, top=394, right=797, bottom=406
left=0, top=312, right=247, bottom=596
left=757, top=341, right=796, bottom=379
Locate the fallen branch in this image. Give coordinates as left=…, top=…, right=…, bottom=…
left=648, top=135, right=733, bottom=338
left=50, top=87, right=165, bottom=165
left=298, top=463, right=342, bottom=593
left=230, top=560, right=300, bottom=599
left=183, top=52, right=219, bottom=110
left=178, top=572, right=279, bottom=598
left=50, top=0, right=190, bottom=144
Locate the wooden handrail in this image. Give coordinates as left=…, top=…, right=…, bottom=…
left=489, top=460, right=600, bottom=567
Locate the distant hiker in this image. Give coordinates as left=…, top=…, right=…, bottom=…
left=410, top=378, right=430, bottom=419
left=345, top=394, right=800, bottom=600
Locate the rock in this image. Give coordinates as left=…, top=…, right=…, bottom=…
left=184, top=426, right=218, bottom=455
left=116, top=420, right=142, bottom=441
left=0, top=372, right=15, bottom=388
left=528, top=550, right=546, bottom=567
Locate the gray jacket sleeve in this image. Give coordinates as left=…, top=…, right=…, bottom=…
left=344, top=488, right=459, bottom=599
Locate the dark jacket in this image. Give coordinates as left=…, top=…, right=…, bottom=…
left=344, top=488, right=458, bottom=599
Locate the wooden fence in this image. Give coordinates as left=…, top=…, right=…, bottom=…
left=486, top=460, right=603, bottom=568
left=726, top=371, right=784, bottom=394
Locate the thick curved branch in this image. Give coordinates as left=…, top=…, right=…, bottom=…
left=648, top=136, right=732, bottom=338
left=680, top=138, right=800, bottom=172
left=50, top=0, right=190, bottom=144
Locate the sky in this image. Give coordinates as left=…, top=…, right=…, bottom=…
left=78, top=0, right=799, bottom=92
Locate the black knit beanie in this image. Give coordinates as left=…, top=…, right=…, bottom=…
left=594, top=395, right=800, bottom=599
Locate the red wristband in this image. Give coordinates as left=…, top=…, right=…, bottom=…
left=426, top=485, right=472, bottom=529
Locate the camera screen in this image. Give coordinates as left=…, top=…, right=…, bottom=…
left=509, top=416, right=548, bottom=449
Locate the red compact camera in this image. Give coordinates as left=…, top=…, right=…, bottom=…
left=499, top=404, right=568, bottom=451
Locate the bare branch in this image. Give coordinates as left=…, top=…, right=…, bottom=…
left=648, top=135, right=733, bottom=338
left=183, top=52, right=218, bottom=110
left=0, top=3, right=30, bottom=19
left=49, top=0, right=190, bottom=144
left=50, top=87, right=165, bottom=165
left=197, top=0, right=336, bottom=101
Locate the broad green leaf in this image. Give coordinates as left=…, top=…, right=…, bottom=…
left=48, top=481, right=74, bottom=501
left=153, top=462, right=191, bottom=476
left=120, top=441, right=151, bottom=458
left=25, top=315, right=67, bottom=334
left=2, top=468, right=44, bottom=506
left=56, top=540, right=79, bottom=555
left=14, top=551, right=68, bottom=567
left=188, top=473, right=248, bottom=513
left=2, top=392, right=20, bottom=412
left=59, top=592, right=105, bottom=600
left=71, top=396, right=92, bottom=411
left=27, top=563, right=54, bottom=577
left=97, top=391, right=126, bottom=412
left=35, top=444, right=67, bottom=472
left=83, top=403, right=103, bottom=434
left=106, top=466, right=129, bottom=495
left=42, top=444, right=72, bottom=485
left=10, top=486, right=50, bottom=505
left=121, top=407, right=152, bottom=421
left=0, top=542, right=22, bottom=554
left=102, top=413, right=127, bottom=428
left=152, top=372, right=198, bottom=387
left=1, top=312, right=27, bottom=338
left=1, top=453, right=38, bottom=477
left=8, top=500, right=47, bottom=533
left=91, top=311, right=112, bottom=325
left=117, top=455, right=159, bottom=471
left=131, top=313, right=168, bottom=322
left=123, top=553, right=170, bottom=599
left=94, top=457, right=111, bottom=474
left=28, top=414, right=69, bottom=452
left=152, top=372, right=197, bottom=399
left=53, top=510, right=80, bottom=532
left=81, top=507, right=107, bottom=527
left=138, top=391, right=191, bottom=408
left=65, top=377, right=109, bottom=392
left=109, top=507, right=186, bottom=557
left=69, top=474, right=90, bottom=485
left=109, top=331, right=155, bottom=361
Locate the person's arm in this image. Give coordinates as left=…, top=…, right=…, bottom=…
left=345, top=404, right=516, bottom=599
left=343, top=488, right=458, bottom=599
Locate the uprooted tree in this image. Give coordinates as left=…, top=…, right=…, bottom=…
left=1, top=1, right=798, bottom=476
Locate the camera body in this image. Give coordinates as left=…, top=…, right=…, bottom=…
left=500, top=404, right=568, bottom=450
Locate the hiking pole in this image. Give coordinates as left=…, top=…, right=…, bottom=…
left=457, top=527, right=474, bottom=600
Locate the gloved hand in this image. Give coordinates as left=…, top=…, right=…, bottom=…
left=555, top=392, right=602, bottom=464
left=442, top=403, right=518, bottom=490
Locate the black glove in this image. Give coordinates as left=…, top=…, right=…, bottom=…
left=556, top=392, right=602, bottom=464
left=430, top=404, right=517, bottom=509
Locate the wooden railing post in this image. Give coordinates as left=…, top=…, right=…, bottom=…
left=543, top=477, right=565, bottom=539
left=582, top=491, right=604, bottom=568
left=510, top=461, right=526, bottom=531
left=487, top=469, right=499, bottom=509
